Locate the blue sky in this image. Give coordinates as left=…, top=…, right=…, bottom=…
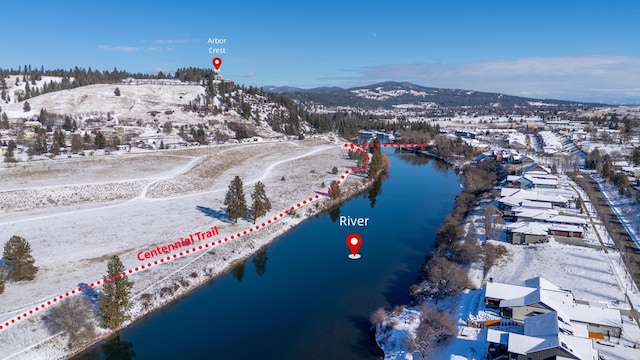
left=4, top=1, right=640, bottom=102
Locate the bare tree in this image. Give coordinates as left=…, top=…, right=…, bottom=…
left=45, top=295, right=97, bottom=349
left=406, top=303, right=457, bottom=357
left=483, top=205, right=503, bottom=240
left=370, top=307, right=388, bottom=328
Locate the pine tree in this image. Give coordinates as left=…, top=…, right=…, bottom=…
left=250, top=181, right=272, bottom=224
left=330, top=180, right=341, bottom=199
left=23, top=101, right=31, bottom=112
left=63, top=116, right=72, bottom=131
left=3, top=235, right=38, bottom=281
left=224, top=176, right=247, bottom=223
left=99, top=255, right=133, bottom=330
left=39, top=108, right=47, bottom=123
left=114, top=87, right=121, bottom=96
left=4, top=140, right=16, bottom=162
left=1, top=112, right=8, bottom=129
left=0, top=272, right=5, bottom=294
left=94, top=131, right=107, bottom=149
left=367, top=138, right=383, bottom=178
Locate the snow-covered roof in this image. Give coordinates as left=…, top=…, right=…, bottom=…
left=523, top=175, right=558, bottom=187
left=500, top=188, right=568, bottom=204
left=513, top=207, right=558, bottom=220
left=500, top=287, right=574, bottom=309
left=545, top=215, right=587, bottom=226
left=514, top=201, right=554, bottom=210
left=487, top=329, right=510, bottom=345
left=485, top=281, right=536, bottom=301
left=524, top=276, right=562, bottom=291
left=506, top=221, right=550, bottom=236
left=549, top=224, right=584, bottom=233
left=507, top=332, right=549, bottom=355
left=526, top=170, right=557, bottom=178
left=505, top=311, right=598, bottom=360
left=568, top=303, right=622, bottom=328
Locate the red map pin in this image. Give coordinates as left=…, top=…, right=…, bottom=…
left=212, top=57, right=222, bottom=71
left=346, top=233, right=362, bottom=260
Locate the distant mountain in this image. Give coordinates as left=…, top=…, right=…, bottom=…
left=265, top=81, right=604, bottom=109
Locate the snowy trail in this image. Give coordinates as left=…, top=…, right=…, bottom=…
left=246, top=144, right=334, bottom=185
left=0, top=144, right=338, bottom=224
left=137, top=155, right=202, bottom=198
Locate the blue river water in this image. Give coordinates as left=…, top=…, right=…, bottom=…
left=74, top=149, right=461, bottom=360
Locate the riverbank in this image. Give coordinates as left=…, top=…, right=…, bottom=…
left=1, top=140, right=386, bottom=360
left=374, top=156, right=498, bottom=359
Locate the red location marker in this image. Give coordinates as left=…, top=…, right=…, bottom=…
left=346, top=233, right=363, bottom=260
left=212, top=57, right=222, bottom=71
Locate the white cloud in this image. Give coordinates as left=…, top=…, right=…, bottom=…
left=153, top=39, right=189, bottom=44
left=97, top=45, right=138, bottom=53
left=243, top=71, right=256, bottom=78
left=325, top=55, right=640, bottom=103
left=147, top=47, right=163, bottom=52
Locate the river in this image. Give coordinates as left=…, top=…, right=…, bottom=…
left=74, top=149, right=461, bottom=360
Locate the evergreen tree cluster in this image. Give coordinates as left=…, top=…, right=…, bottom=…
left=223, top=177, right=272, bottom=223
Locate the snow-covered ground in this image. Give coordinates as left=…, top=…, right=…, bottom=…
left=0, top=135, right=369, bottom=359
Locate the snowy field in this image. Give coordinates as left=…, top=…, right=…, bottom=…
left=0, top=135, right=368, bottom=359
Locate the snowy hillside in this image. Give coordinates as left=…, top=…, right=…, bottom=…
left=351, top=87, right=431, bottom=101
left=2, top=83, right=203, bottom=122
left=2, top=75, right=69, bottom=104
left=1, top=80, right=305, bottom=139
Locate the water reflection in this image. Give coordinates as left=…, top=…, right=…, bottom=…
left=367, top=172, right=388, bottom=209
left=252, top=247, right=268, bottom=276
left=329, top=206, right=341, bottom=222
left=394, top=151, right=451, bottom=174
left=102, top=334, right=136, bottom=360
left=230, top=259, right=246, bottom=282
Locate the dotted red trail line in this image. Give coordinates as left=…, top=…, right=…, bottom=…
left=0, top=142, right=422, bottom=333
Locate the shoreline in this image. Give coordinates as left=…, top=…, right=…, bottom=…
left=374, top=150, right=476, bottom=359
left=60, top=161, right=384, bottom=359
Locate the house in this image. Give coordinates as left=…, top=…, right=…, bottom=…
left=486, top=277, right=622, bottom=339
left=548, top=224, right=584, bottom=240
left=513, top=208, right=557, bottom=222
left=519, top=173, right=559, bottom=190
left=506, top=222, right=549, bottom=244
left=523, top=163, right=551, bottom=174
left=498, top=189, right=569, bottom=217
left=487, top=311, right=599, bottom=360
